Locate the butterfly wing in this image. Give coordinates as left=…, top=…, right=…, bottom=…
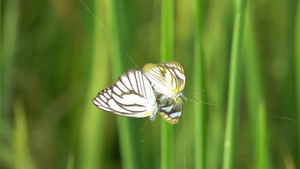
left=159, top=98, right=183, bottom=124
left=160, top=61, right=186, bottom=93
left=142, top=61, right=186, bottom=98
left=143, top=61, right=186, bottom=124
left=93, top=69, right=158, bottom=120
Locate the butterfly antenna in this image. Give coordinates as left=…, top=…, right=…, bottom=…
left=79, top=0, right=140, bottom=70
left=180, top=93, right=188, bottom=104
left=184, top=93, right=201, bottom=102
left=184, top=89, right=205, bottom=92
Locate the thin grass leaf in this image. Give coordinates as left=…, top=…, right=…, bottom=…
left=160, top=0, right=174, bottom=168
left=14, top=100, right=36, bottom=169
left=2, top=0, right=20, bottom=119
left=244, top=6, right=270, bottom=168
left=161, top=0, right=174, bottom=61
left=222, top=0, right=246, bottom=168
left=295, top=1, right=300, bottom=168
left=110, top=1, right=138, bottom=169
left=79, top=0, right=110, bottom=168
left=192, top=0, right=206, bottom=168
left=66, top=153, right=75, bottom=169
left=203, top=2, right=231, bottom=168
left=256, top=100, right=269, bottom=169
left=0, top=0, right=2, bottom=132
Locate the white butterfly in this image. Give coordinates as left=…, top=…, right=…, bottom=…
left=93, top=61, right=186, bottom=124
left=142, top=61, right=186, bottom=124
left=93, top=69, right=159, bottom=121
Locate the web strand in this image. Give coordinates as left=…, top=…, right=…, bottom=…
left=140, top=118, right=150, bottom=142
left=79, top=0, right=140, bottom=70
left=184, top=93, right=299, bottom=123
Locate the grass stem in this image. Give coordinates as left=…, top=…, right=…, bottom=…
left=160, top=0, right=174, bottom=168
left=244, top=6, right=269, bottom=168
left=222, top=0, right=246, bottom=168
left=192, top=0, right=206, bottom=168
left=110, top=1, right=138, bottom=169
left=256, top=100, right=268, bottom=169
left=79, top=0, right=109, bottom=168
left=14, top=100, right=36, bottom=169
left=295, top=1, right=300, bottom=168
left=2, top=0, right=20, bottom=121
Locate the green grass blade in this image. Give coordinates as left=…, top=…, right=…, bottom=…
left=160, top=120, right=174, bottom=169
left=0, top=0, right=2, bottom=133
left=244, top=6, right=270, bottom=169
left=2, top=0, right=20, bottom=118
left=14, top=100, right=36, bottom=169
left=295, top=1, right=300, bottom=168
left=66, top=153, right=75, bottom=169
left=160, top=0, right=174, bottom=168
left=110, top=1, right=137, bottom=169
left=203, top=2, right=230, bottom=168
left=256, top=100, right=268, bottom=169
left=222, top=0, right=246, bottom=168
left=192, top=0, right=206, bottom=168
left=116, top=118, right=137, bottom=169
left=161, top=0, right=174, bottom=61
left=79, top=0, right=110, bottom=168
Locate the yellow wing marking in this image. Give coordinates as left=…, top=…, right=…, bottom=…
left=143, top=111, right=152, bottom=115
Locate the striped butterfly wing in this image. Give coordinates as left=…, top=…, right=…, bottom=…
left=157, top=96, right=183, bottom=124
left=142, top=61, right=186, bottom=124
left=142, top=61, right=186, bottom=98
left=93, top=69, right=158, bottom=120
left=160, top=61, right=185, bottom=93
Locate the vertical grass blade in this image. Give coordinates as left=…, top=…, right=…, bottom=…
left=110, top=1, right=137, bottom=169
left=222, top=0, right=246, bottom=168
left=160, top=123, right=173, bottom=169
left=244, top=6, right=270, bottom=169
left=0, top=0, right=2, bottom=132
left=66, top=153, right=75, bottom=169
left=79, top=0, right=109, bottom=168
left=14, top=100, right=36, bottom=169
left=2, top=0, right=20, bottom=118
left=160, top=0, right=174, bottom=168
left=256, top=101, right=268, bottom=169
left=161, top=0, right=174, bottom=61
left=192, top=0, right=206, bottom=168
left=295, top=1, right=300, bottom=168
left=203, top=2, right=231, bottom=168
left=117, top=118, right=137, bottom=169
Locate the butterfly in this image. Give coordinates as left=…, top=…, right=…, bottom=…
left=93, top=69, right=159, bottom=121
left=93, top=61, right=186, bottom=124
left=142, top=61, right=186, bottom=124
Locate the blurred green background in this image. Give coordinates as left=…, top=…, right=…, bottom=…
left=1, top=0, right=300, bottom=168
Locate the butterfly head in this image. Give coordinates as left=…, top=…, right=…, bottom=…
left=171, top=90, right=184, bottom=100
